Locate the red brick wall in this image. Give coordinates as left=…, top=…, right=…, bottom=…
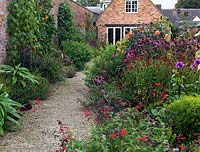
left=51, top=0, right=96, bottom=26
left=97, top=0, right=163, bottom=42
left=0, top=0, right=10, bottom=63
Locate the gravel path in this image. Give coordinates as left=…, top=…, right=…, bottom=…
left=0, top=72, right=91, bottom=152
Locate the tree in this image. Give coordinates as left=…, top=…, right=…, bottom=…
left=175, top=0, right=200, bottom=8
left=58, top=1, right=75, bottom=45
left=77, top=0, right=99, bottom=6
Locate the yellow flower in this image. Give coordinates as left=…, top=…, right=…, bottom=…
left=117, top=48, right=121, bottom=52
left=39, top=5, right=43, bottom=11
left=121, top=50, right=126, bottom=54
left=44, top=15, right=48, bottom=22
left=116, top=41, right=121, bottom=46
left=167, top=52, right=172, bottom=59
left=198, top=64, right=200, bottom=71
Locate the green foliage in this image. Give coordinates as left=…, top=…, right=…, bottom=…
left=0, top=64, right=38, bottom=87
left=10, top=76, right=49, bottom=103
left=0, top=84, right=22, bottom=136
left=62, top=40, right=95, bottom=71
left=164, top=96, right=200, bottom=139
left=122, top=60, right=172, bottom=106
left=65, top=108, right=172, bottom=152
left=84, top=44, right=126, bottom=87
left=77, top=0, right=99, bottom=6
left=175, top=0, right=200, bottom=8
left=36, top=50, right=64, bottom=82
left=7, top=0, right=39, bottom=65
left=58, top=1, right=75, bottom=45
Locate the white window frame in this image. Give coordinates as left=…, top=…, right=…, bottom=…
left=106, top=27, right=122, bottom=44
left=125, top=0, right=138, bottom=13
left=123, top=27, right=137, bottom=38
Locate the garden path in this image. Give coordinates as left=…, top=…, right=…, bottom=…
left=0, top=72, right=91, bottom=152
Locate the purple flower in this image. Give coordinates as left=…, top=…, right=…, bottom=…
left=189, top=65, right=195, bottom=70
left=175, top=61, right=185, bottom=69
left=94, top=76, right=104, bottom=86
left=194, top=59, right=200, bottom=66
left=112, top=54, right=118, bottom=58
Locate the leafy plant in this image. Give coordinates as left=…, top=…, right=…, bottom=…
left=0, top=84, right=22, bottom=136
left=0, top=64, right=38, bottom=87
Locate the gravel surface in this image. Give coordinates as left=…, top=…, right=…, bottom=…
left=0, top=72, right=91, bottom=152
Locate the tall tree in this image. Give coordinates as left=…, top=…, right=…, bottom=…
left=175, top=0, right=200, bottom=8
left=58, top=1, right=75, bottom=45
left=77, top=0, right=99, bottom=6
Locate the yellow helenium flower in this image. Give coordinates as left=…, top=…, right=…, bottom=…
left=117, top=48, right=121, bottom=52
left=39, top=6, right=43, bottom=11
left=116, top=41, right=121, bottom=46
left=198, top=64, right=200, bottom=71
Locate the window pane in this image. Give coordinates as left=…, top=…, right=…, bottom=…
left=108, top=28, right=113, bottom=44
left=115, top=28, right=121, bottom=43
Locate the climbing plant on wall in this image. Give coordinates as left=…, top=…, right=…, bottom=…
left=7, top=0, right=56, bottom=68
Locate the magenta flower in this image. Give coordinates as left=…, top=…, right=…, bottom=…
left=112, top=54, right=118, bottom=58
left=175, top=61, right=185, bottom=69
left=189, top=65, right=195, bottom=70
left=194, top=59, right=200, bottom=66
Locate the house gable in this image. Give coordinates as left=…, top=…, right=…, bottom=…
left=97, top=0, right=162, bottom=26
left=96, top=0, right=162, bottom=43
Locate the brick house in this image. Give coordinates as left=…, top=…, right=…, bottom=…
left=96, top=0, right=163, bottom=44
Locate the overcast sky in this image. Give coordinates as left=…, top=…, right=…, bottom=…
left=151, top=0, right=178, bottom=9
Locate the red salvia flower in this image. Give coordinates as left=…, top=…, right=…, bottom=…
left=178, top=145, right=185, bottom=150
left=135, top=104, right=143, bottom=110
left=137, top=136, right=151, bottom=142
left=154, top=83, right=162, bottom=87
left=119, top=129, right=127, bottom=136
left=109, top=133, right=117, bottom=139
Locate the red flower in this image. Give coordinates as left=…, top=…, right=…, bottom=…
left=60, top=146, right=67, bottom=151
left=119, top=129, right=127, bottom=136
left=177, top=135, right=186, bottom=143
left=154, top=83, right=161, bottom=87
left=127, top=65, right=133, bottom=70
left=160, top=91, right=168, bottom=102
left=195, top=139, right=200, bottom=145
left=109, top=133, right=117, bottom=139
left=117, top=99, right=123, bottom=104
left=83, top=109, right=90, bottom=117
left=32, top=108, right=36, bottom=112
left=194, top=133, right=199, bottom=138
left=135, top=104, right=143, bottom=110
left=178, top=145, right=185, bottom=150
left=151, top=91, right=156, bottom=97
left=137, top=136, right=151, bottom=142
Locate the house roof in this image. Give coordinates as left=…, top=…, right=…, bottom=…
left=85, top=6, right=103, bottom=14
left=161, top=9, right=200, bottom=27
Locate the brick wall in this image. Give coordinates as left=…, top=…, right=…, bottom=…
left=51, top=0, right=97, bottom=26
left=97, top=0, right=163, bottom=42
left=0, top=0, right=9, bottom=63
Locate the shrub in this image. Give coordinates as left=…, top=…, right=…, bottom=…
left=10, top=76, right=49, bottom=103
left=62, top=40, right=95, bottom=70
left=164, top=96, right=200, bottom=139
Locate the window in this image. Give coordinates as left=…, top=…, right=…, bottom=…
left=123, top=27, right=137, bottom=37
left=107, top=27, right=122, bottom=44
left=125, top=0, right=138, bottom=13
